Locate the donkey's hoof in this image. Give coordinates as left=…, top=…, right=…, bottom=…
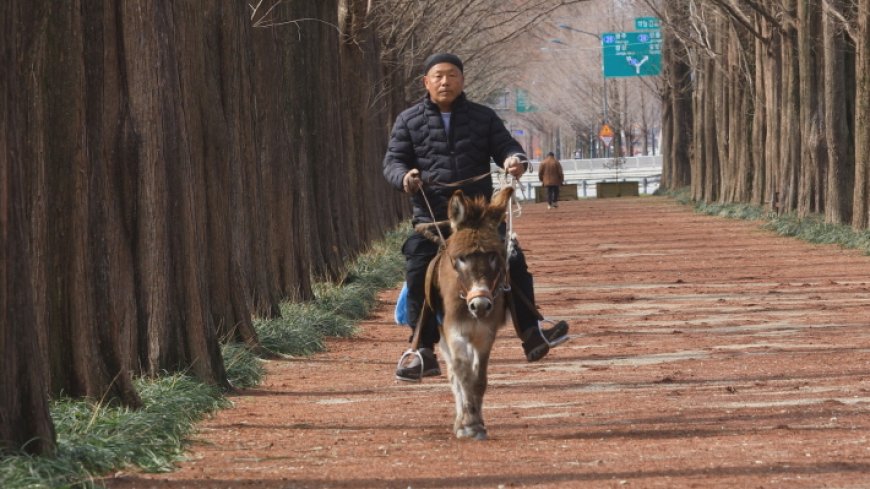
left=455, top=425, right=487, bottom=440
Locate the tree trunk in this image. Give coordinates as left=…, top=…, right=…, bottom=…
left=0, top=142, right=57, bottom=456
left=703, top=57, right=720, bottom=203
left=716, top=20, right=733, bottom=203
left=852, top=0, right=870, bottom=228
left=661, top=0, right=693, bottom=190
left=797, top=0, right=826, bottom=217
left=779, top=10, right=801, bottom=213
left=733, top=73, right=753, bottom=203
left=691, top=65, right=706, bottom=202
left=18, top=0, right=141, bottom=404
left=339, top=0, right=408, bottom=246
left=750, top=13, right=767, bottom=206
left=1, top=1, right=57, bottom=455
left=763, top=18, right=783, bottom=211
left=823, top=0, right=854, bottom=224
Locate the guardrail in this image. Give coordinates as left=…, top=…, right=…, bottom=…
left=551, top=156, right=662, bottom=172
left=491, top=155, right=663, bottom=199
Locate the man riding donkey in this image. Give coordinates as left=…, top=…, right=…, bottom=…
left=383, top=53, right=570, bottom=381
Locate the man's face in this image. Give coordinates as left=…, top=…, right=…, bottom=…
left=423, top=62, right=464, bottom=111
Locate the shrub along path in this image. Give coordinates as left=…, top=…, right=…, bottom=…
left=106, top=196, right=870, bottom=488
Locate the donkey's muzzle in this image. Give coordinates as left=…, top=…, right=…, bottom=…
left=466, top=290, right=494, bottom=318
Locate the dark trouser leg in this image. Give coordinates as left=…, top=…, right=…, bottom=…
left=402, top=232, right=441, bottom=349
left=547, top=186, right=558, bottom=205
left=507, top=240, right=539, bottom=336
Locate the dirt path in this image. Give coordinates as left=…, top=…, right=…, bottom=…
left=107, top=197, right=870, bottom=488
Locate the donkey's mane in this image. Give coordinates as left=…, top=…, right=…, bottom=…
left=449, top=228, right=504, bottom=255
left=448, top=195, right=505, bottom=256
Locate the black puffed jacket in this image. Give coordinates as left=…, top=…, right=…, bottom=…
left=383, top=93, right=528, bottom=224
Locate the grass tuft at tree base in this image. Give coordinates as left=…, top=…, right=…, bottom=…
left=664, top=187, right=870, bottom=254
left=252, top=226, right=407, bottom=355
left=0, top=225, right=410, bottom=489
left=0, top=375, right=226, bottom=489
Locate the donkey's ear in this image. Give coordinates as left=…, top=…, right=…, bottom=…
left=448, top=190, right=468, bottom=228
left=489, top=187, right=514, bottom=218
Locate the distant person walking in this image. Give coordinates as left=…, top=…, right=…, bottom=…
left=538, top=152, right=564, bottom=209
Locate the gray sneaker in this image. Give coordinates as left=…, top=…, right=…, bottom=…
left=395, top=347, right=441, bottom=382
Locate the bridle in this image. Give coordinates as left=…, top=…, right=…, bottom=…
left=449, top=251, right=509, bottom=304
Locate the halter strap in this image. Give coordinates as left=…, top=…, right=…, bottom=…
left=453, top=262, right=507, bottom=302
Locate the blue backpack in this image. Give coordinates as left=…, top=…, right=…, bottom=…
left=394, top=282, right=410, bottom=325
left=394, top=282, right=442, bottom=326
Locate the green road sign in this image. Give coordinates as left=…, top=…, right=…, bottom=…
left=515, top=89, right=537, bottom=113
left=602, top=31, right=662, bottom=78
left=635, top=17, right=660, bottom=30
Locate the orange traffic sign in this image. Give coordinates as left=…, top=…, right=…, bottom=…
left=599, top=123, right=614, bottom=146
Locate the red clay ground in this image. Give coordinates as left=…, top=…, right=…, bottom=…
left=106, top=196, right=870, bottom=488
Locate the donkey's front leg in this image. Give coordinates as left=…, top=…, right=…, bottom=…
left=438, top=336, right=465, bottom=433
left=445, top=335, right=490, bottom=440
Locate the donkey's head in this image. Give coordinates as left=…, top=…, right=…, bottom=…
left=444, top=187, right=514, bottom=318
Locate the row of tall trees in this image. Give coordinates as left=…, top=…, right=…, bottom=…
left=658, top=0, right=870, bottom=229
left=1, top=0, right=593, bottom=459
left=1, top=0, right=405, bottom=456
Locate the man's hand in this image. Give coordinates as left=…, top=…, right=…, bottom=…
left=403, top=169, right=422, bottom=193
left=504, top=155, right=526, bottom=179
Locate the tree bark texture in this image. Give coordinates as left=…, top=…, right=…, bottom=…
left=853, top=0, right=870, bottom=228
left=823, top=0, right=854, bottom=224
left=660, top=0, right=693, bottom=190
left=703, top=57, right=720, bottom=203
left=762, top=18, right=783, bottom=211
left=750, top=15, right=767, bottom=206
left=2, top=0, right=408, bottom=451
left=796, top=0, right=825, bottom=217
left=778, top=4, right=801, bottom=213
left=663, top=0, right=863, bottom=226
left=1, top=2, right=58, bottom=455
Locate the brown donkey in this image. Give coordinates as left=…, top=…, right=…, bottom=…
left=415, top=187, right=514, bottom=440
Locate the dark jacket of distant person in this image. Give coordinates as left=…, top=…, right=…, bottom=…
left=538, top=154, right=565, bottom=187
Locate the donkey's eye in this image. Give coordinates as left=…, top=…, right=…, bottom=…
left=489, top=253, right=498, bottom=269
left=454, top=256, right=467, bottom=269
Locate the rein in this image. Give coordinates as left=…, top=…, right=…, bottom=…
left=418, top=185, right=448, bottom=246
left=423, top=171, right=493, bottom=189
